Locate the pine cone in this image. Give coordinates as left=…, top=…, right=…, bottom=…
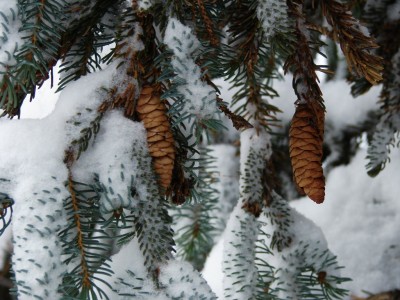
left=289, top=103, right=325, bottom=203
left=137, top=86, right=175, bottom=190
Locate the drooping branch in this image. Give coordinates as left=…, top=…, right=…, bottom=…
left=320, top=0, right=383, bottom=85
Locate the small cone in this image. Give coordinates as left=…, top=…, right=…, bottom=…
left=137, top=85, right=175, bottom=190
left=289, top=103, right=325, bottom=203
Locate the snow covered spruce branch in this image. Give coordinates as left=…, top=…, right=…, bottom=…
left=0, top=0, right=395, bottom=299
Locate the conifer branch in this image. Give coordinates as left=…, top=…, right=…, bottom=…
left=172, top=148, right=218, bottom=270
left=66, top=166, right=91, bottom=289
left=258, top=192, right=351, bottom=299
left=285, top=1, right=324, bottom=108
left=61, top=151, right=113, bottom=298
left=194, top=0, right=219, bottom=47
left=320, top=0, right=383, bottom=85
left=0, top=0, right=64, bottom=117
left=223, top=203, right=259, bottom=298
left=0, top=0, right=117, bottom=117
left=109, top=52, right=139, bottom=118
left=366, top=46, right=400, bottom=176
left=240, top=128, right=272, bottom=216
left=173, top=202, right=216, bottom=271
left=225, top=0, right=280, bottom=130
left=306, top=23, right=336, bottom=42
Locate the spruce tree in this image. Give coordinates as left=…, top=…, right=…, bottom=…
left=0, top=0, right=398, bottom=299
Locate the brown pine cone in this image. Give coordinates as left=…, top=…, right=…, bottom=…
left=137, top=86, right=175, bottom=190
left=289, top=103, right=325, bottom=203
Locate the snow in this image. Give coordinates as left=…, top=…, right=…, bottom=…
left=291, top=148, right=400, bottom=297
left=73, top=110, right=149, bottom=214
left=160, top=260, right=217, bottom=299
left=262, top=200, right=342, bottom=299
left=239, top=127, right=271, bottom=209
left=257, top=0, right=289, bottom=41
left=137, top=0, right=154, bottom=10
left=96, top=238, right=217, bottom=299
left=96, top=237, right=158, bottom=299
left=0, top=108, right=70, bottom=299
left=164, top=18, right=218, bottom=120
left=223, top=203, right=259, bottom=299
left=20, top=65, right=60, bottom=119
left=240, top=127, right=271, bottom=163
left=203, top=237, right=224, bottom=298
left=208, top=144, right=239, bottom=232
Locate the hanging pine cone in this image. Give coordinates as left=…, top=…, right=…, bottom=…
left=137, top=85, right=175, bottom=190
left=289, top=102, right=325, bottom=203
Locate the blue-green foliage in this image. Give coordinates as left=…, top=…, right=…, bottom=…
left=171, top=148, right=219, bottom=271
left=59, top=180, right=114, bottom=300
left=1, top=0, right=66, bottom=113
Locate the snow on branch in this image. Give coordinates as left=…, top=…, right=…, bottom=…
left=257, top=0, right=290, bottom=42
left=223, top=203, right=259, bottom=299
left=367, top=49, right=400, bottom=176
left=12, top=177, right=69, bottom=300
left=240, top=127, right=272, bottom=216
left=258, top=192, right=350, bottom=299
left=163, top=18, right=220, bottom=134
left=160, top=260, right=217, bottom=299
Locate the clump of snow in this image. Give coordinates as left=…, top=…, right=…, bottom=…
left=223, top=203, right=259, bottom=299
left=115, top=21, right=144, bottom=58
left=240, top=127, right=271, bottom=162
left=202, top=236, right=224, bottom=298
left=208, top=144, right=239, bottom=232
left=164, top=18, right=218, bottom=120
left=160, top=260, right=217, bottom=299
left=12, top=177, right=69, bottom=300
left=20, top=63, right=61, bottom=119
left=96, top=237, right=159, bottom=299
left=59, top=62, right=118, bottom=143
left=0, top=113, right=71, bottom=299
left=239, top=127, right=271, bottom=207
left=96, top=238, right=217, bottom=299
left=291, top=147, right=400, bottom=297
left=257, top=0, right=290, bottom=41
left=73, top=110, right=150, bottom=214
left=137, top=0, right=155, bottom=10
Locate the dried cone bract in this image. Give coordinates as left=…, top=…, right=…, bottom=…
left=289, top=103, right=325, bottom=203
left=137, top=86, right=175, bottom=190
